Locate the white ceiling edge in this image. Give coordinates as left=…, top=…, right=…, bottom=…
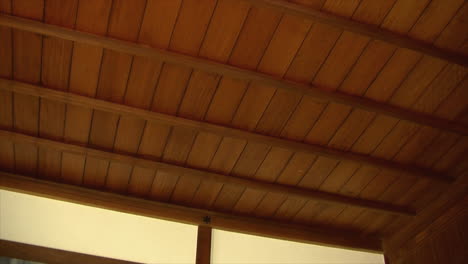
left=0, top=190, right=198, bottom=264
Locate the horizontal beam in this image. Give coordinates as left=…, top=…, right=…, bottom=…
left=247, top=0, right=468, bottom=67
left=0, top=129, right=414, bottom=216
left=0, top=78, right=451, bottom=184
left=0, top=14, right=466, bottom=136
left=0, top=240, right=138, bottom=264
left=0, top=172, right=382, bottom=252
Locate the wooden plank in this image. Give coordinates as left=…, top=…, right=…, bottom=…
left=1, top=15, right=467, bottom=135
left=162, top=0, right=220, bottom=205
left=381, top=0, right=430, bottom=34
left=37, top=148, right=62, bottom=180
left=0, top=172, right=383, bottom=252
left=11, top=0, right=42, bottom=180
left=322, top=0, right=360, bottom=18
left=0, top=79, right=451, bottom=184
left=196, top=226, right=212, bottom=264
left=226, top=13, right=313, bottom=213
left=435, top=2, right=468, bottom=55
left=408, top=0, right=464, bottom=43
left=0, top=0, right=12, bottom=78
left=89, top=0, right=146, bottom=153
left=229, top=6, right=282, bottom=70
left=38, top=1, right=78, bottom=190
left=66, top=0, right=112, bottom=145
left=0, top=240, right=138, bottom=264
left=0, top=129, right=414, bottom=216
left=243, top=0, right=468, bottom=66
left=199, top=0, right=250, bottom=62
left=138, top=0, right=182, bottom=49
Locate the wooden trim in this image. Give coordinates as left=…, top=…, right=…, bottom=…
left=0, top=14, right=466, bottom=136
left=0, top=172, right=382, bottom=252
left=196, top=226, right=212, bottom=264
left=0, top=78, right=451, bottom=184
left=0, top=129, right=414, bottom=216
left=0, top=240, right=138, bottom=264
left=246, top=0, right=468, bottom=67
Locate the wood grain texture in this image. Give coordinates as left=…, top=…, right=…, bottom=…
left=1, top=15, right=466, bottom=135
left=244, top=0, right=468, bottom=66
left=0, top=129, right=414, bottom=216
left=0, top=79, right=450, bottom=184
left=0, top=171, right=383, bottom=252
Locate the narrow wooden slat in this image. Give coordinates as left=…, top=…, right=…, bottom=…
left=0, top=78, right=450, bottom=184
left=0, top=15, right=466, bottom=136
left=0, top=79, right=449, bottom=186
left=244, top=0, right=468, bottom=66
left=0, top=240, right=138, bottom=264
left=0, top=129, right=414, bottom=216
left=196, top=226, right=212, bottom=264
left=0, top=172, right=382, bottom=252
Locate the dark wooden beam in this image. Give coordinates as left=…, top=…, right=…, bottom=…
left=0, top=172, right=382, bottom=252
left=0, top=78, right=451, bottom=184
left=246, top=0, right=468, bottom=67
left=0, top=240, right=138, bottom=264
left=0, top=14, right=466, bottom=136
left=0, top=129, right=414, bottom=216
left=196, top=226, right=212, bottom=264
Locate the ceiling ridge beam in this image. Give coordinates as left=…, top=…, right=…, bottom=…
left=0, top=14, right=467, bottom=136
left=0, top=78, right=451, bottom=184
left=0, top=171, right=383, bottom=252
left=0, top=129, right=414, bottom=216
left=246, top=0, right=468, bottom=67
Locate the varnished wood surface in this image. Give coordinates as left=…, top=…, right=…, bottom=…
left=246, top=0, right=468, bottom=67
left=0, top=0, right=467, bottom=247
left=0, top=129, right=414, bottom=216
left=0, top=14, right=466, bottom=135
left=0, top=171, right=382, bottom=252
left=0, top=78, right=450, bottom=184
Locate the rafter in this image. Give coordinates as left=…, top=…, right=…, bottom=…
left=246, top=0, right=468, bottom=67
left=0, top=129, right=414, bottom=216
left=0, top=78, right=451, bottom=184
left=0, top=172, right=382, bottom=252
left=0, top=14, right=467, bottom=136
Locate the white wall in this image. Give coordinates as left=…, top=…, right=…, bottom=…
left=0, top=190, right=198, bottom=264
left=0, top=190, right=384, bottom=264
left=211, top=229, right=384, bottom=264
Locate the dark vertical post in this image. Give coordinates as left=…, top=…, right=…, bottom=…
left=196, top=225, right=212, bottom=264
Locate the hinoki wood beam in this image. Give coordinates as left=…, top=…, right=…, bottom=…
left=0, top=129, right=414, bottom=216
left=0, top=172, right=382, bottom=252
left=0, top=14, right=466, bottom=136
left=0, top=240, right=138, bottom=264
left=247, top=0, right=468, bottom=67
left=0, top=78, right=451, bottom=184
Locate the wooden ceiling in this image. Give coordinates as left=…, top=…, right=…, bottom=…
left=0, top=0, right=467, bottom=252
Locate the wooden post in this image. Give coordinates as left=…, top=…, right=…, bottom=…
left=196, top=226, right=212, bottom=264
